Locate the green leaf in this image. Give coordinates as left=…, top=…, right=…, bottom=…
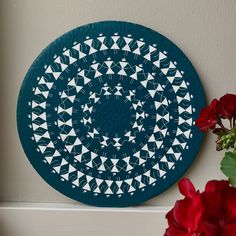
left=221, top=152, right=236, bottom=187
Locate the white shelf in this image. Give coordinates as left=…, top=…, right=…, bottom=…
left=0, top=202, right=170, bottom=236
left=0, top=202, right=170, bottom=213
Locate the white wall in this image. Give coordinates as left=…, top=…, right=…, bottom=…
left=0, top=0, right=235, bottom=235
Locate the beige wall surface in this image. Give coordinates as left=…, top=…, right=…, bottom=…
left=0, top=0, right=236, bottom=207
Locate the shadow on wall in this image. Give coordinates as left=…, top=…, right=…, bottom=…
left=0, top=0, right=25, bottom=202
left=0, top=0, right=9, bottom=191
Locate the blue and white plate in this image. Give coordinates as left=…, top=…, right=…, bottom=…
left=17, top=21, right=205, bottom=207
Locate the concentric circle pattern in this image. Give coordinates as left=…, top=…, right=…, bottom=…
left=17, top=21, right=205, bottom=206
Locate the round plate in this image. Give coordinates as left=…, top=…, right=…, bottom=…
left=17, top=21, right=205, bottom=207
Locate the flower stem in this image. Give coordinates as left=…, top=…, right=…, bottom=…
left=233, top=118, right=236, bottom=128
left=217, top=117, right=230, bottom=132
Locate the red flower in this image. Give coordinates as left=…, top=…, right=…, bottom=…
left=165, top=178, right=205, bottom=236
left=219, top=94, right=236, bottom=119
left=201, top=180, right=236, bottom=236
left=165, top=179, right=236, bottom=236
left=196, top=99, right=219, bottom=131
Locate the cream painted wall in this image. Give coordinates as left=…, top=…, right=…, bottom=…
left=0, top=0, right=236, bottom=208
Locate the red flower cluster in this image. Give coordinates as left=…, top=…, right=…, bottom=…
left=165, top=178, right=236, bottom=236
left=196, top=94, right=236, bottom=132
left=219, top=94, right=236, bottom=119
